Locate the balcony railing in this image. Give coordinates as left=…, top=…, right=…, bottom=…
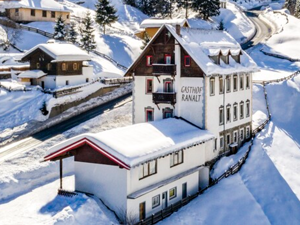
left=152, top=64, right=176, bottom=75
left=153, top=92, right=176, bottom=105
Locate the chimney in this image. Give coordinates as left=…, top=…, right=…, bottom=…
left=176, top=24, right=181, bottom=36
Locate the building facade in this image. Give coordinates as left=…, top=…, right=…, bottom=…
left=19, top=41, right=93, bottom=89
left=126, top=25, right=256, bottom=153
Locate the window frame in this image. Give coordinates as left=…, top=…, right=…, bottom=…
left=51, top=11, right=55, bottom=18
left=233, top=75, right=238, bottom=92
left=240, top=101, right=244, bottom=119
left=36, top=62, right=40, bottom=69
left=146, top=55, right=153, bottom=66
left=42, top=10, right=47, bottom=17
left=246, top=126, right=250, bottom=139
left=146, top=78, right=153, bottom=94
left=145, top=108, right=154, bottom=122
left=170, top=150, right=183, bottom=167
left=233, top=130, right=238, bottom=143
left=246, top=100, right=250, bottom=117
left=226, top=75, right=231, bottom=93
left=233, top=103, right=238, bottom=121
left=220, top=136, right=224, bottom=149
left=246, top=74, right=250, bottom=89
left=73, top=63, right=78, bottom=71
left=152, top=195, right=160, bottom=209
left=226, top=133, right=231, bottom=147
left=31, top=9, right=35, bottom=17
left=219, top=106, right=224, bottom=125
left=169, top=187, right=177, bottom=200
left=240, top=74, right=244, bottom=90
left=163, top=80, right=173, bottom=92
left=165, top=54, right=172, bottom=64
left=210, top=77, right=215, bottom=96
left=226, top=105, right=231, bottom=123
left=163, top=108, right=173, bottom=119
left=62, top=63, right=67, bottom=71
left=240, top=128, right=244, bottom=141
left=219, top=76, right=224, bottom=94
left=139, top=159, right=157, bottom=180
left=184, top=55, right=191, bottom=67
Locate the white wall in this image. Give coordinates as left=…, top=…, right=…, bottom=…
left=74, top=162, right=128, bottom=216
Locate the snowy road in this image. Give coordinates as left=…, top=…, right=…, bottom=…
left=0, top=94, right=132, bottom=162
left=242, top=11, right=274, bottom=50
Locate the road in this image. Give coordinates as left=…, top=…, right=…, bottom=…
left=0, top=93, right=132, bottom=162
left=241, top=10, right=274, bottom=50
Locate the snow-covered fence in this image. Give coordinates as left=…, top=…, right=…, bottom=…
left=91, top=50, right=128, bottom=71
left=101, top=77, right=133, bottom=85
left=18, top=24, right=53, bottom=38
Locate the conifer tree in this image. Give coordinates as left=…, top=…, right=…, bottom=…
left=295, top=0, right=300, bottom=18
left=95, top=0, right=118, bottom=34
left=123, top=0, right=136, bottom=7
left=218, top=20, right=224, bottom=30
left=53, top=15, right=66, bottom=40
left=140, top=31, right=150, bottom=50
left=67, top=22, right=78, bottom=44
left=191, top=0, right=220, bottom=20
left=79, top=11, right=97, bottom=53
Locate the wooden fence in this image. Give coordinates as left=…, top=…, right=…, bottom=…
left=18, top=24, right=53, bottom=38
left=101, top=77, right=133, bottom=85
left=92, top=50, right=128, bottom=71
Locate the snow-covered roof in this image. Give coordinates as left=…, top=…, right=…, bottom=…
left=0, top=0, right=71, bottom=12
left=44, top=118, right=214, bottom=168
left=165, top=25, right=258, bottom=76
left=22, top=42, right=91, bottom=62
left=140, top=18, right=190, bottom=28
left=18, top=70, right=46, bottom=78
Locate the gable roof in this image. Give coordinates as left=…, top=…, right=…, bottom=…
left=44, top=118, right=214, bottom=168
left=0, top=0, right=71, bottom=12
left=125, top=25, right=258, bottom=76
left=140, top=18, right=190, bottom=28
left=21, top=42, right=91, bottom=62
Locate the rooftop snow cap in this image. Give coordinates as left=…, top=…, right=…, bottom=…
left=21, top=42, right=91, bottom=62
left=140, top=18, right=190, bottom=28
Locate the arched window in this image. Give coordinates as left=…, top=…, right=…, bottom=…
left=73, top=63, right=78, bottom=70
left=62, top=63, right=67, bottom=71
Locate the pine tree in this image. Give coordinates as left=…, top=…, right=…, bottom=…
left=218, top=20, right=224, bottom=30
left=95, top=0, right=118, bottom=34
left=191, top=0, right=220, bottom=20
left=123, top=0, right=136, bottom=7
left=53, top=15, right=66, bottom=40
left=79, top=11, right=97, bottom=53
left=67, top=22, right=78, bottom=44
left=140, top=31, right=150, bottom=50
left=295, top=0, right=300, bottom=18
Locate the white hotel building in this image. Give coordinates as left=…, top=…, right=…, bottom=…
left=44, top=25, right=257, bottom=223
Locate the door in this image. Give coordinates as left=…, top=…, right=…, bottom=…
left=162, top=191, right=168, bottom=209
left=164, top=81, right=173, bottom=92
left=182, top=183, right=187, bottom=199
left=139, top=202, right=146, bottom=221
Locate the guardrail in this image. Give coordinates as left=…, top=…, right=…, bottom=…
left=91, top=50, right=128, bottom=71
left=100, top=77, right=133, bottom=85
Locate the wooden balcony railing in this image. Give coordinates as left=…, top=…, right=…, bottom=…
left=152, top=64, right=176, bottom=75
left=153, top=92, right=176, bottom=105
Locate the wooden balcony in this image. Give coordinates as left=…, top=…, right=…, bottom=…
left=153, top=92, right=176, bottom=105
left=152, top=64, right=176, bottom=75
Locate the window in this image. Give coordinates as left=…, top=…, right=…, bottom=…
left=165, top=54, right=171, bottom=64
left=221, top=54, right=229, bottom=64
left=47, top=63, right=51, bottom=71
left=184, top=55, right=191, bottom=67
left=146, top=79, right=153, bottom=93
left=163, top=108, right=173, bottom=119
left=36, top=62, right=40, bottom=69
left=214, top=138, right=217, bottom=151
left=169, top=187, right=177, bottom=200
left=146, top=55, right=152, bottom=66
left=226, top=76, right=231, bottom=92
left=15, top=8, right=19, bottom=16
left=152, top=195, right=160, bottom=208
left=145, top=108, right=154, bottom=122
left=51, top=11, right=55, bottom=18
left=170, top=150, right=183, bottom=167
left=246, top=126, right=250, bottom=139
left=246, top=100, right=250, bottom=117
left=232, top=54, right=240, bottom=63
left=67, top=15, right=69, bottom=19
left=246, top=74, right=250, bottom=89
left=226, top=105, right=231, bottom=123
left=209, top=55, right=219, bottom=64
left=233, top=103, right=238, bottom=121
left=240, top=102, right=244, bottom=119
left=31, top=9, right=35, bottom=16
left=66, top=80, right=69, bottom=85
left=226, top=134, right=231, bottom=146
left=62, top=63, right=67, bottom=71
left=164, top=81, right=173, bottom=92
left=240, top=128, right=244, bottom=141
left=233, top=131, right=238, bottom=143
left=233, top=75, right=237, bottom=91
left=86, top=78, right=89, bottom=83
left=210, top=78, right=215, bottom=96
left=219, top=106, right=224, bottom=125
left=220, top=136, right=224, bottom=149
left=73, top=63, right=78, bottom=70
left=42, top=10, right=47, bottom=17
left=139, top=160, right=157, bottom=179
left=240, top=74, right=244, bottom=90
left=219, top=77, right=223, bottom=94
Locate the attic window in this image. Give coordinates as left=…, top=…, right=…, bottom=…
left=184, top=55, right=191, bottom=67
left=209, top=55, right=219, bottom=65
left=221, top=54, right=229, bottom=64
left=232, top=54, right=241, bottom=63
left=146, top=56, right=152, bottom=66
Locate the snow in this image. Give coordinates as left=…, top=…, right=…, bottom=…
left=18, top=70, right=47, bottom=79
left=22, top=42, right=91, bottom=62
left=0, top=80, right=26, bottom=91
left=0, top=176, right=118, bottom=225
left=0, top=0, right=70, bottom=12
left=140, top=18, right=190, bottom=28
left=26, top=21, right=56, bottom=33
left=45, top=118, right=215, bottom=167
left=165, top=25, right=258, bottom=76
left=252, top=84, right=268, bottom=129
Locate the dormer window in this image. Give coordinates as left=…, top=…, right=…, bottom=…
left=209, top=55, right=219, bottom=65
left=146, top=55, right=152, bottom=66
left=232, top=54, right=241, bottom=63
left=221, top=54, right=229, bottom=64
left=184, top=55, right=191, bottom=67
left=165, top=54, right=171, bottom=64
